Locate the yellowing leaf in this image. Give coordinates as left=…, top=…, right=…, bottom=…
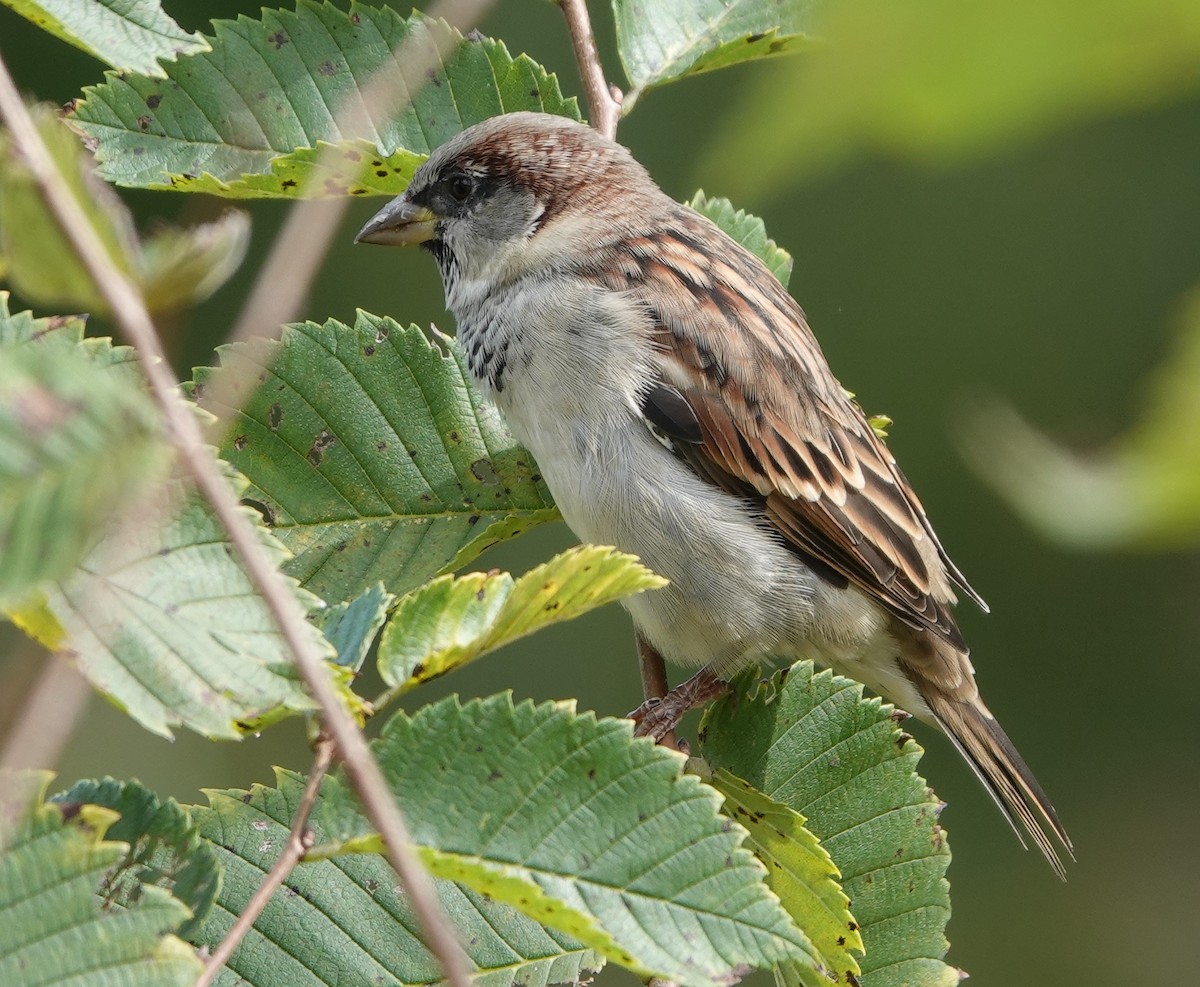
left=376, top=546, right=665, bottom=693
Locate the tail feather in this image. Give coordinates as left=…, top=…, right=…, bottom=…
left=925, top=691, right=1074, bottom=880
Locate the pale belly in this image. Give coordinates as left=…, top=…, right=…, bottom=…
left=497, top=394, right=893, bottom=678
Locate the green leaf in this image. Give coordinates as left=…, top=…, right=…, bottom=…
left=6, top=465, right=330, bottom=740
left=50, top=777, right=221, bottom=940
left=69, top=1, right=580, bottom=198
left=138, top=209, right=251, bottom=312
left=614, top=0, right=820, bottom=104
left=966, top=288, right=1200, bottom=549
left=321, top=695, right=811, bottom=987
left=316, top=581, right=393, bottom=671
left=0, top=771, right=202, bottom=986
left=377, top=546, right=664, bottom=693
left=709, top=0, right=1200, bottom=189
left=0, top=299, right=168, bottom=605
left=700, top=663, right=958, bottom=987
left=194, top=313, right=557, bottom=604
left=0, top=291, right=86, bottom=345
left=0, top=104, right=140, bottom=314
left=191, top=769, right=605, bottom=987
left=689, top=190, right=793, bottom=287
left=0, top=105, right=251, bottom=316
left=0, top=0, right=207, bottom=77
left=708, top=770, right=861, bottom=987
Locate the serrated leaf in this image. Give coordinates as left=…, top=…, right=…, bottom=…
left=194, top=313, right=557, bottom=604
left=0, top=0, right=207, bottom=77
left=69, top=1, right=580, bottom=198
left=614, top=0, right=820, bottom=103
left=191, top=769, right=605, bottom=987
left=0, top=300, right=169, bottom=605
left=6, top=466, right=330, bottom=740
left=689, top=190, right=793, bottom=287
left=321, top=695, right=811, bottom=987
left=0, top=106, right=250, bottom=315
left=414, top=844, right=638, bottom=979
left=50, top=777, right=221, bottom=940
left=377, top=546, right=664, bottom=692
left=0, top=770, right=202, bottom=986
left=700, top=662, right=958, bottom=987
left=710, top=770, right=861, bottom=987
left=0, top=291, right=85, bottom=346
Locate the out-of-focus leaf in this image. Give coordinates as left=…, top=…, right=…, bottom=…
left=192, top=769, right=606, bottom=987
left=51, top=777, right=220, bottom=940
left=69, top=1, right=579, bottom=198
left=614, top=0, right=820, bottom=105
left=376, top=546, right=663, bottom=693
left=689, top=190, right=793, bottom=287
left=710, top=0, right=1200, bottom=189
left=138, top=210, right=251, bottom=312
left=701, top=662, right=958, bottom=987
left=966, top=290, right=1200, bottom=547
left=194, top=314, right=557, bottom=604
left=0, top=104, right=139, bottom=314
left=320, top=695, right=815, bottom=987
left=709, top=770, right=861, bottom=986
left=6, top=465, right=329, bottom=740
left=0, top=300, right=167, bottom=605
left=0, top=771, right=201, bottom=986
left=0, top=0, right=207, bottom=77
left=0, top=105, right=250, bottom=315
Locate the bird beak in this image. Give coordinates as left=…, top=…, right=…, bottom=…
left=354, top=197, right=439, bottom=246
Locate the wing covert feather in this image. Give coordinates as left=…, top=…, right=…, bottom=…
left=586, top=207, right=985, bottom=647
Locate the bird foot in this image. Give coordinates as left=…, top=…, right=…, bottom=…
left=629, top=668, right=730, bottom=743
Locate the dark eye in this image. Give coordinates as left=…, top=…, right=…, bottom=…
left=445, top=172, right=475, bottom=202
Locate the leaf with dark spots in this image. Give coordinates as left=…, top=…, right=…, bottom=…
left=69, top=6, right=579, bottom=198
left=614, top=0, right=817, bottom=99
left=317, top=697, right=811, bottom=986
left=194, top=314, right=557, bottom=602
left=306, top=428, right=336, bottom=466
left=376, top=547, right=663, bottom=693
left=702, top=663, right=958, bottom=987
left=470, top=457, right=499, bottom=483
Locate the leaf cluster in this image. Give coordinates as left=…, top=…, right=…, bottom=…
left=13, top=1, right=1130, bottom=985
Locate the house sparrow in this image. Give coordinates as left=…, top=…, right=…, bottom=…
left=356, top=112, right=1071, bottom=875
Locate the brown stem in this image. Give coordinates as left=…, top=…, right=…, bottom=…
left=195, top=739, right=335, bottom=987
left=0, top=51, right=472, bottom=987
left=557, top=0, right=623, bottom=139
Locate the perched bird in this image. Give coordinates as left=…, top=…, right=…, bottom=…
left=356, top=112, right=1072, bottom=874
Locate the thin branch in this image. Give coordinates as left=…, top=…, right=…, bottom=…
left=0, top=54, right=472, bottom=987
left=557, top=0, right=623, bottom=139
left=0, top=653, right=90, bottom=772
left=195, top=738, right=335, bottom=987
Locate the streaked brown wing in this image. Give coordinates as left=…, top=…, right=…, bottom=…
left=592, top=209, right=985, bottom=648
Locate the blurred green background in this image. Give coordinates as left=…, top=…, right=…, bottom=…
left=2, top=0, right=1198, bottom=983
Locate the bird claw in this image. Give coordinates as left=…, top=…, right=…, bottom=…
left=628, top=669, right=730, bottom=743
